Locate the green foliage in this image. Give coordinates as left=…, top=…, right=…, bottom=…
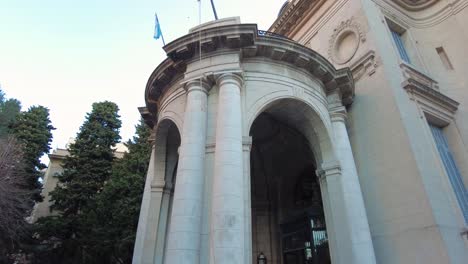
left=0, top=88, right=21, bottom=138
left=86, top=119, right=151, bottom=263
left=35, top=101, right=122, bottom=263
left=10, top=106, right=54, bottom=202
left=51, top=101, right=121, bottom=215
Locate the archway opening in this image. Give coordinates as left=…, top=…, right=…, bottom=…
left=249, top=99, right=331, bottom=264
left=152, top=119, right=181, bottom=263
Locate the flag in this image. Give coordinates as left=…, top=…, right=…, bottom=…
left=154, top=13, right=162, bottom=40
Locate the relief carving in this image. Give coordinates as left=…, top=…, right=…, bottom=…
left=328, top=18, right=366, bottom=65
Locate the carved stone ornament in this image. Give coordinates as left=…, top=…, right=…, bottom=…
left=328, top=18, right=366, bottom=65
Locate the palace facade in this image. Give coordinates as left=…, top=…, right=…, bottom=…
left=133, top=1, right=468, bottom=263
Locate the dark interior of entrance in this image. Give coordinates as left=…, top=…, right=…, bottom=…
left=250, top=112, right=330, bottom=264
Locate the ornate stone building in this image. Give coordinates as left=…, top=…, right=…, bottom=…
left=30, top=140, right=128, bottom=222
left=133, top=0, right=468, bottom=263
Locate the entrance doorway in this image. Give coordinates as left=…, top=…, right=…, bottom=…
left=250, top=100, right=331, bottom=264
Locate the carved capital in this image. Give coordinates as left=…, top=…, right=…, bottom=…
left=242, top=136, right=253, bottom=152
left=316, top=160, right=341, bottom=182
left=183, top=78, right=211, bottom=94
left=329, top=106, right=347, bottom=123
left=216, top=72, right=243, bottom=88
left=148, top=131, right=157, bottom=146
left=151, top=179, right=173, bottom=194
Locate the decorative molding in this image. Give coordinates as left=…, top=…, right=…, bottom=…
left=374, top=0, right=468, bottom=28
left=391, top=0, right=439, bottom=11
left=350, top=51, right=380, bottom=81
left=401, top=63, right=438, bottom=90
left=269, top=0, right=317, bottom=36
left=328, top=18, right=366, bottom=65
left=145, top=22, right=355, bottom=113
left=329, top=106, right=348, bottom=123
left=401, top=63, right=459, bottom=125
left=139, top=106, right=156, bottom=129
left=316, top=160, right=341, bottom=181
left=242, top=136, right=253, bottom=152
left=183, top=78, right=212, bottom=94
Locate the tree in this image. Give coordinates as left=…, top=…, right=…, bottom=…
left=0, top=137, right=31, bottom=262
left=84, top=119, right=152, bottom=263
left=0, top=88, right=21, bottom=138
left=35, top=101, right=121, bottom=263
left=10, top=106, right=55, bottom=202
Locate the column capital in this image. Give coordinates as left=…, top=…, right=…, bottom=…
left=151, top=179, right=173, bottom=194
left=316, top=160, right=341, bottom=181
left=183, top=78, right=211, bottom=94
left=148, top=131, right=157, bottom=146
left=215, top=72, right=243, bottom=87
left=242, top=136, right=253, bottom=152
left=329, top=106, right=347, bottom=123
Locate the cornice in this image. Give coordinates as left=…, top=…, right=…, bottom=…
left=391, top=0, right=439, bottom=11
left=375, top=0, right=467, bottom=28
left=401, top=63, right=459, bottom=119
left=269, top=0, right=323, bottom=37
left=144, top=23, right=355, bottom=125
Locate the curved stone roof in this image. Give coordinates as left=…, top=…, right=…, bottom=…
left=144, top=22, right=354, bottom=126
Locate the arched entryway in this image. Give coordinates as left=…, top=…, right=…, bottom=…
left=132, top=118, right=181, bottom=264
left=249, top=99, right=331, bottom=264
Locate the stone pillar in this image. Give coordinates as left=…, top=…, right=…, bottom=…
left=329, top=106, right=376, bottom=264
left=165, top=79, right=210, bottom=263
left=210, top=73, right=245, bottom=264
left=242, top=137, right=253, bottom=264
left=133, top=142, right=157, bottom=264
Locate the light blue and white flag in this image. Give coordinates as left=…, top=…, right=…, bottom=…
left=154, top=13, right=165, bottom=45
left=154, top=13, right=162, bottom=40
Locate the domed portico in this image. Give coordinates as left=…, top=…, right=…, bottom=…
left=133, top=17, right=376, bottom=264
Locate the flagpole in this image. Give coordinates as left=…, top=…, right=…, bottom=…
left=154, top=12, right=166, bottom=46
left=161, top=32, right=166, bottom=46
left=210, top=0, right=218, bottom=20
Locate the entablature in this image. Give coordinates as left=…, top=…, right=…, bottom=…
left=144, top=21, right=354, bottom=124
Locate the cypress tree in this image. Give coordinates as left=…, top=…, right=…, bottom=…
left=0, top=88, right=21, bottom=138
left=10, top=105, right=55, bottom=202
left=35, top=101, right=121, bottom=263
left=85, top=119, right=152, bottom=263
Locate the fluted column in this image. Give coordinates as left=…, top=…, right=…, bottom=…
left=210, top=73, right=245, bottom=264
left=329, top=106, right=376, bottom=264
left=165, top=79, right=210, bottom=263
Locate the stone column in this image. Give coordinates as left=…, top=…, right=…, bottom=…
left=165, top=79, right=210, bottom=263
left=329, top=106, right=376, bottom=264
left=133, top=142, right=157, bottom=264
left=210, top=73, right=245, bottom=264
left=242, top=137, right=253, bottom=264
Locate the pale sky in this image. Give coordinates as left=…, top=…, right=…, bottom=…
left=0, top=0, right=283, bottom=162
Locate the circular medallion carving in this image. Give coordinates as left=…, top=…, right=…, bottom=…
left=328, top=18, right=365, bottom=65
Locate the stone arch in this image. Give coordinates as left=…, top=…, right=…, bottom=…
left=133, top=118, right=181, bottom=264
left=153, top=118, right=181, bottom=185
left=247, top=96, right=335, bottom=165
left=248, top=96, right=337, bottom=263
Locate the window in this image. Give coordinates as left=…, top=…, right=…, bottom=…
left=390, top=29, right=411, bottom=64
left=429, top=124, right=468, bottom=223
